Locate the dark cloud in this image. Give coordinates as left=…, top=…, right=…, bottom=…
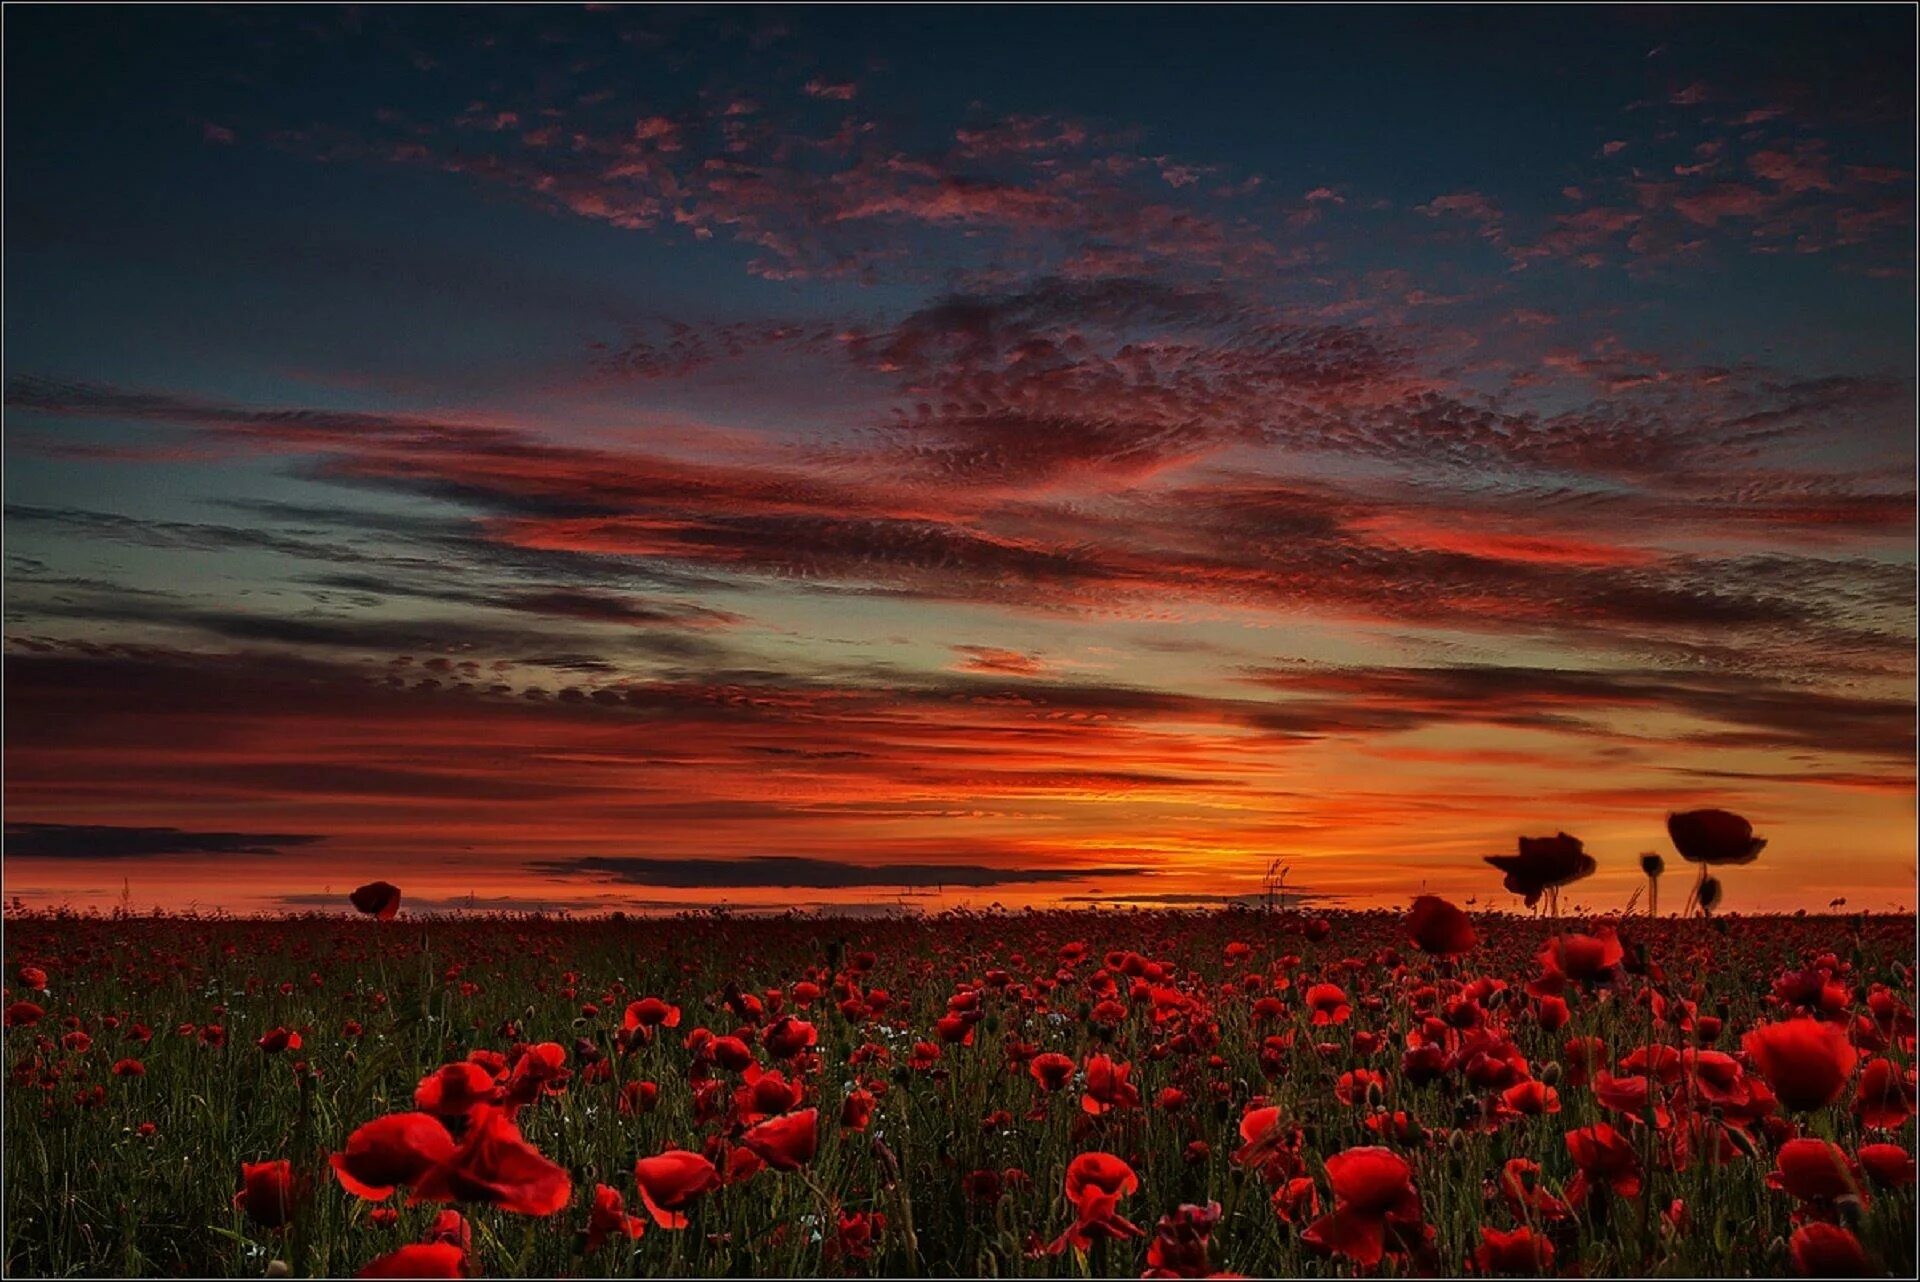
left=5, top=822, right=325, bottom=859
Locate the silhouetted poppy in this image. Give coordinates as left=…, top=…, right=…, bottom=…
left=1667, top=809, right=1765, bottom=865
left=350, top=882, right=402, bottom=920
left=1743, top=1019, right=1858, bottom=1112
left=1484, top=833, right=1595, bottom=908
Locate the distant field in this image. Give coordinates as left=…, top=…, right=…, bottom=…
left=4, top=907, right=1913, bottom=1277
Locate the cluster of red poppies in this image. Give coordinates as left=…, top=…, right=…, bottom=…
left=3, top=848, right=1914, bottom=1278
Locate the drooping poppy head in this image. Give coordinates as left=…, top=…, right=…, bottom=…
left=330, top=1113, right=457, bottom=1201
left=633, top=1150, right=720, bottom=1229
left=349, top=882, right=403, bottom=920
left=1405, top=895, right=1477, bottom=956
left=1484, top=833, right=1595, bottom=906
left=1667, top=809, right=1766, bottom=866
left=1743, top=1019, right=1859, bottom=1113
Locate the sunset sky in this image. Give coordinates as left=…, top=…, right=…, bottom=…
left=5, top=7, right=1915, bottom=916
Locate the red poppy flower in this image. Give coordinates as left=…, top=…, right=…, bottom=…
left=1080, top=1054, right=1140, bottom=1115
left=840, top=1087, right=875, bottom=1131
left=1501, top=1079, right=1560, bottom=1116
left=1301, top=1146, right=1422, bottom=1267
left=632, top=1150, right=721, bottom=1229
left=415, top=1063, right=500, bottom=1121
left=583, top=1182, right=645, bottom=1251
left=1406, top=895, right=1477, bottom=956
left=1143, top=1201, right=1221, bottom=1278
left=622, top=998, right=680, bottom=1031
left=257, top=1027, right=302, bottom=1055
left=17, top=966, right=48, bottom=992
left=1566, top=1123, right=1641, bottom=1200
left=742, top=1108, right=818, bottom=1171
left=1484, top=833, right=1595, bottom=907
left=234, top=1159, right=303, bottom=1229
left=5, top=1000, right=44, bottom=1027
left=1051, top=1152, right=1143, bottom=1254
left=1537, top=929, right=1623, bottom=983
left=1857, top=1143, right=1915, bottom=1189
left=355, top=1243, right=467, bottom=1278
left=1743, top=1019, right=1858, bottom=1113
left=1788, top=1223, right=1871, bottom=1277
left=1030, top=1052, right=1076, bottom=1092
left=1305, top=983, right=1351, bottom=1026
left=1667, top=809, right=1766, bottom=866
left=1768, top=1139, right=1865, bottom=1204
left=761, top=1016, right=816, bottom=1060
left=349, top=881, right=402, bottom=920
left=1854, top=1057, right=1915, bottom=1129
left=331, top=1113, right=458, bottom=1201
left=1474, top=1225, right=1554, bottom=1274
left=409, top=1106, right=571, bottom=1216
left=112, top=1057, right=145, bottom=1077
left=829, top=1208, right=884, bottom=1263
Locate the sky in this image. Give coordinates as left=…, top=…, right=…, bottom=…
left=4, top=6, right=1915, bottom=917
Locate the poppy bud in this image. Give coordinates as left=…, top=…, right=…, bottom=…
left=1448, top=1128, right=1469, bottom=1152
left=1540, top=1061, right=1562, bottom=1086
left=1836, top=1196, right=1866, bottom=1228
left=1365, top=1080, right=1384, bottom=1108
left=267, top=1261, right=291, bottom=1278
left=343, top=1050, right=357, bottom=1069
left=1639, top=852, right=1665, bottom=879
left=1699, top=876, right=1723, bottom=916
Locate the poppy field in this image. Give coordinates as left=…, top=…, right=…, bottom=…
left=4, top=866, right=1916, bottom=1279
